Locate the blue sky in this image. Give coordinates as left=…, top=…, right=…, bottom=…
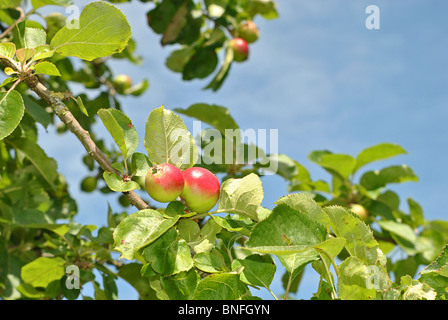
left=9, top=0, right=448, bottom=299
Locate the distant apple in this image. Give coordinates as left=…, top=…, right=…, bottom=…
left=80, top=176, right=97, bottom=193
left=350, top=204, right=369, bottom=221
left=180, top=167, right=220, bottom=213
left=112, top=74, right=132, bottom=94
left=229, top=37, right=249, bottom=62
left=238, top=20, right=259, bottom=43
left=145, top=163, right=185, bottom=203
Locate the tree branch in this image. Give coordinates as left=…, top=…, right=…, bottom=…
left=0, top=7, right=27, bottom=40
left=1, top=58, right=150, bottom=210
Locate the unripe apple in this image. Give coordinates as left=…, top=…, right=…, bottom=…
left=145, top=163, right=185, bottom=203
left=80, top=176, right=97, bottom=193
left=229, top=37, right=249, bottom=62
left=180, top=167, right=220, bottom=214
left=238, top=20, right=259, bottom=43
left=112, top=74, right=132, bottom=94
left=350, top=204, right=370, bottom=221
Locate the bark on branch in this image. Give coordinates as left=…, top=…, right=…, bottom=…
left=1, top=58, right=150, bottom=210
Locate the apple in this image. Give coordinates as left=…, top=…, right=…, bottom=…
left=238, top=20, right=259, bottom=43
left=350, top=204, right=370, bottom=221
left=80, top=176, right=97, bottom=193
left=145, top=163, right=185, bottom=203
left=180, top=167, right=220, bottom=213
left=112, top=74, right=132, bottom=94
left=229, top=37, right=249, bottom=62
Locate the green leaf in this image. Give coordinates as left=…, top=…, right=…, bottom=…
left=23, top=27, right=47, bottom=49
left=308, top=151, right=356, bottom=179
left=103, top=171, right=140, bottom=192
left=360, top=165, right=418, bottom=190
left=400, top=276, right=437, bottom=300
left=217, top=173, right=264, bottom=221
left=21, top=94, right=51, bottom=129
left=324, top=206, right=380, bottom=265
left=377, top=220, right=417, bottom=243
left=143, top=228, right=194, bottom=276
left=408, top=198, right=424, bottom=228
left=247, top=204, right=327, bottom=248
left=419, top=245, right=448, bottom=277
left=117, top=263, right=158, bottom=300
left=337, top=257, right=377, bottom=300
left=126, top=79, right=149, bottom=96
left=246, top=0, right=278, bottom=19
left=194, top=249, right=227, bottom=273
left=130, top=152, right=152, bottom=177
left=177, top=219, right=201, bottom=244
left=0, top=42, right=16, bottom=60
left=0, top=77, right=18, bottom=88
left=164, top=201, right=188, bottom=218
left=34, top=61, right=61, bottom=76
left=354, top=143, right=407, bottom=173
left=191, top=218, right=222, bottom=254
left=175, top=103, right=239, bottom=135
left=6, top=209, right=70, bottom=237
left=183, top=46, right=218, bottom=80
left=31, top=0, right=72, bottom=9
left=98, top=108, right=138, bottom=161
left=210, top=215, right=244, bottom=233
left=232, top=254, right=276, bottom=289
left=75, top=96, right=88, bottom=116
left=275, top=193, right=331, bottom=227
left=147, top=0, right=202, bottom=45
left=204, top=45, right=233, bottom=91
left=21, top=257, right=66, bottom=288
left=144, top=106, right=198, bottom=170
left=160, top=2, right=189, bottom=45
left=50, top=1, right=131, bottom=61
left=113, top=209, right=180, bottom=260
left=247, top=204, right=327, bottom=274
left=193, top=273, right=248, bottom=300
left=6, top=137, right=58, bottom=188
left=0, top=0, right=22, bottom=9
left=0, top=90, right=25, bottom=140
left=166, top=46, right=195, bottom=73
left=246, top=237, right=346, bottom=257
left=161, top=269, right=200, bottom=300
left=32, top=45, right=54, bottom=61
left=261, top=153, right=304, bottom=181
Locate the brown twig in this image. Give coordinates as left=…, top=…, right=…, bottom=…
left=0, top=58, right=150, bottom=211
left=0, top=7, right=27, bottom=40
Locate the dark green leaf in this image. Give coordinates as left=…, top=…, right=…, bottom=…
left=232, top=254, right=276, bottom=289
left=183, top=47, right=218, bottom=80
left=0, top=90, right=25, bottom=140
left=6, top=137, right=58, bottom=188
left=193, top=273, right=248, bottom=300
left=161, top=269, right=200, bottom=300
left=143, top=228, right=194, bottom=275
